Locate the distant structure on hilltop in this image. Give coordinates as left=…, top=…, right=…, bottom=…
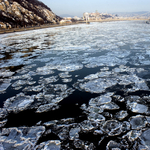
left=83, top=11, right=115, bottom=21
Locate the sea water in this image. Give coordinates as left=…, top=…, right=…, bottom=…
left=1, top=21, right=150, bottom=149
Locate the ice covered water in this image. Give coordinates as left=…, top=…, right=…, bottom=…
left=1, top=21, right=150, bottom=149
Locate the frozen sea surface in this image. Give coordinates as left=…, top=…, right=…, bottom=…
left=1, top=21, right=150, bottom=149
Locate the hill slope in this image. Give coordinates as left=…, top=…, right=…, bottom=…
left=0, top=0, right=61, bottom=28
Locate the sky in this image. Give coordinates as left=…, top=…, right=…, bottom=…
left=40, top=0, right=150, bottom=17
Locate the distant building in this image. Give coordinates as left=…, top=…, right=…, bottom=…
left=73, top=16, right=82, bottom=21
left=83, top=11, right=114, bottom=21
left=83, top=12, right=89, bottom=21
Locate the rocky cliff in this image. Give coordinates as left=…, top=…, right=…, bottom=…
left=0, top=0, right=61, bottom=28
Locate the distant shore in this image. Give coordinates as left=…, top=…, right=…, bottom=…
left=0, top=18, right=147, bottom=35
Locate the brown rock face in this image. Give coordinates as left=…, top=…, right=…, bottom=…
left=0, top=0, right=61, bottom=28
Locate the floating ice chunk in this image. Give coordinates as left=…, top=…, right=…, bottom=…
left=69, top=127, right=81, bottom=140
left=35, top=140, right=61, bottom=150
left=57, top=64, right=83, bottom=72
left=134, top=79, right=149, bottom=91
left=115, top=111, right=128, bottom=120
left=36, top=66, right=54, bottom=75
left=0, top=126, right=45, bottom=150
left=0, top=54, right=4, bottom=59
left=140, top=129, right=150, bottom=149
left=84, top=73, right=99, bottom=80
left=121, top=121, right=131, bottom=133
left=118, top=74, right=149, bottom=91
left=18, top=100, right=34, bottom=111
left=58, top=126, right=69, bottom=140
left=36, top=103, right=60, bottom=113
left=87, top=106, right=104, bottom=114
left=89, top=95, right=112, bottom=106
left=113, top=95, right=125, bottom=102
left=39, top=76, right=58, bottom=84
left=43, top=120, right=58, bottom=127
left=101, top=102, right=120, bottom=111
left=73, top=139, right=85, bottom=149
left=0, top=79, right=11, bottom=93
left=12, top=80, right=27, bottom=88
left=138, top=145, right=149, bottom=150
left=23, top=85, right=44, bottom=92
left=27, top=80, right=36, bottom=85
left=118, top=75, right=134, bottom=85
left=102, top=120, right=122, bottom=136
left=88, top=113, right=105, bottom=122
left=62, top=78, right=72, bottom=83
left=0, top=108, right=8, bottom=119
left=79, top=78, right=117, bottom=93
left=0, top=70, right=14, bottom=77
left=100, top=67, right=109, bottom=71
left=98, top=71, right=112, bottom=77
left=93, top=130, right=103, bottom=135
left=129, top=115, right=147, bottom=130
left=53, top=84, right=68, bottom=92
left=146, top=116, right=150, bottom=125
left=125, top=130, right=142, bottom=142
left=0, top=119, right=7, bottom=128
left=4, top=93, right=34, bottom=113
left=127, top=102, right=148, bottom=114
left=80, top=120, right=95, bottom=132
left=59, top=72, right=72, bottom=78
left=106, top=140, right=121, bottom=150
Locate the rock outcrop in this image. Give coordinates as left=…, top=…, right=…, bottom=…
left=0, top=0, right=61, bottom=28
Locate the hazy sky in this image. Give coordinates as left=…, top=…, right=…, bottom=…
left=40, top=0, right=150, bottom=17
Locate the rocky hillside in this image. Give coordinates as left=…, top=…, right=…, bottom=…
left=0, top=0, right=61, bottom=28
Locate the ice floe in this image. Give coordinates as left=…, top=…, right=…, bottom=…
left=0, top=79, right=11, bottom=93
left=0, top=126, right=45, bottom=150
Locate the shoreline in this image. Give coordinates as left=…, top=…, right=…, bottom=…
left=0, top=22, right=82, bottom=35
left=0, top=18, right=147, bottom=35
